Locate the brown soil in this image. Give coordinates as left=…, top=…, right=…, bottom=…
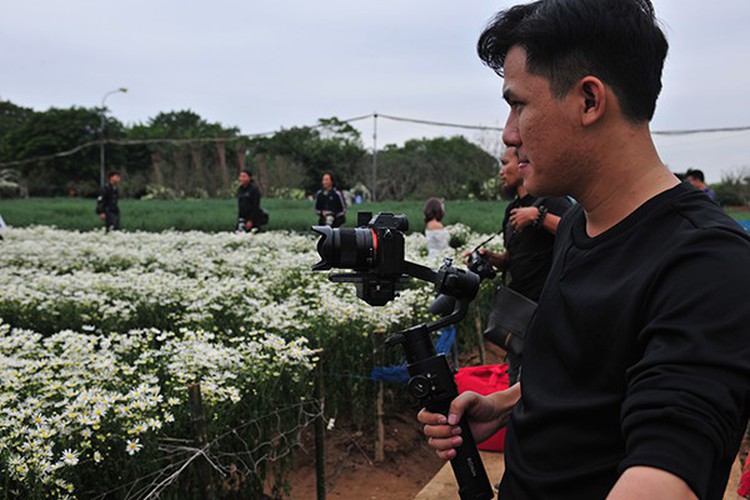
left=284, top=405, right=444, bottom=500
left=281, top=345, right=506, bottom=500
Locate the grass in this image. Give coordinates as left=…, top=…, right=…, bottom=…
left=0, top=197, right=509, bottom=234
left=2, top=197, right=747, bottom=234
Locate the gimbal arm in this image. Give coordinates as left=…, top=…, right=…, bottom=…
left=386, top=260, right=493, bottom=500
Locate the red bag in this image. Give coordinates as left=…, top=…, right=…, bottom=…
left=738, top=453, right=750, bottom=498
left=454, top=364, right=509, bottom=452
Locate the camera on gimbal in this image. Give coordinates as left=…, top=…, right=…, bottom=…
left=311, top=212, right=494, bottom=500
left=312, top=212, right=410, bottom=306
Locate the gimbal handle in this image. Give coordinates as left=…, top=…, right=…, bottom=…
left=386, top=299, right=494, bottom=500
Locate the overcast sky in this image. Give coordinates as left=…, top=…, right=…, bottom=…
left=2, top=0, right=749, bottom=183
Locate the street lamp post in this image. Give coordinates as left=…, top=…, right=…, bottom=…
left=99, top=87, right=128, bottom=186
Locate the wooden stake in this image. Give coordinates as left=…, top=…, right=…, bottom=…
left=313, top=350, right=326, bottom=500
left=374, top=326, right=386, bottom=463
left=188, top=383, right=216, bottom=500
left=475, top=304, right=486, bottom=365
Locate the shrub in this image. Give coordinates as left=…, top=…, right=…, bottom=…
left=714, top=167, right=750, bottom=207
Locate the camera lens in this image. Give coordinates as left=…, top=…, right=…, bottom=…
left=312, top=226, right=376, bottom=271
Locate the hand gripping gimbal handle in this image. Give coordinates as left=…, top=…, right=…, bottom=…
left=389, top=320, right=494, bottom=500
left=428, top=400, right=494, bottom=500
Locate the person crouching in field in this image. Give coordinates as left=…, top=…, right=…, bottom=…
left=236, top=170, right=266, bottom=232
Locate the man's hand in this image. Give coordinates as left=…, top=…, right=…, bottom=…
left=509, top=206, right=539, bottom=232
left=462, top=249, right=506, bottom=270
left=418, top=384, right=520, bottom=460
left=99, top=213, right=106, bottom=220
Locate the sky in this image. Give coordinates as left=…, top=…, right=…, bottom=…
left=2, top=0, right=749, bottom=184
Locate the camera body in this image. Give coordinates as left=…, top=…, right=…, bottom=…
left=360, top=211, right=409, bottom=277
left=312, top=212, right=409, bottom=305
left=466, top=250, right=497, bottom=281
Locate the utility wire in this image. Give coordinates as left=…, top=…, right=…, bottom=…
left=1, top=113, right=748, bottom=168
left=375, top=113, right=504, bottom=132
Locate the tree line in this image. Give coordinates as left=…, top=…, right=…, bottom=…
left=0, top=99, right=500, bottom=201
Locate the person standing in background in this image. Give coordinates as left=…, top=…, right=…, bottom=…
left=95, top=170, right=121, bottom=232
left=476, top=146, right=571, bottom=384
left=315, top=171, right=346, bottom=227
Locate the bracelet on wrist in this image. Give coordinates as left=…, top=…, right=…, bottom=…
left=532, top=206, right=548, bottom=228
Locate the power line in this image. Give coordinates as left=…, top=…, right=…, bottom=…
left=1, top=113, right=748, bottom=168
left=375, top=113, right=504, bottom=132
left=652, top=125, right=750, bottom=136
left=361, top=113, right=750, bottom=136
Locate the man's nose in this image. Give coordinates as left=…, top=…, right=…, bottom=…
left=502, top=114, right=520, bottom=148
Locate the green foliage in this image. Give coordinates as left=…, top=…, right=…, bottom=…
left=0, top=168, right=25, bottom=198
left=0, top=99, right=35, bottom=141
left=268, top=186, right=307, bottom=200
left=713, top=167, right=750, bottom=207
left=0, top=99, right=503, bottom=202
left=4, top=194, right=742, bottom=239
left=126, top=110, right=243, bottom=198
left=250, top=116, right=366, bottom=194
left=1, top=106, right=123, bottom=196
left=0, top=197, right=506, bottom=233
left=375, top=136, right=498, bottom=200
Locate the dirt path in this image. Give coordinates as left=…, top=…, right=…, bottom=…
left=285, top=408, right=443, bottom=499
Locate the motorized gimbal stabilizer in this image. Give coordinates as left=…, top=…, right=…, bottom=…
left=312, top=212, right=494, bottom=500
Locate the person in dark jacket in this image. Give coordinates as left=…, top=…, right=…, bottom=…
left=95, top=171, right=121, bottom=232
left=315, top=171, right=346, bottom=227
left=236, top=170, right=265, bottom=232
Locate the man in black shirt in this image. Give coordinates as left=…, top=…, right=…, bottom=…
left=480, top=146, right=571, bottom=383
left=95, top=171, right=121, bottom=232
left=419, top=1, right=750, bottom=498
left=236, top=170, right=264, bottom=232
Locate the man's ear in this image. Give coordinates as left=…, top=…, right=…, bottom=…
left=579, top=76, right=606, bottom=126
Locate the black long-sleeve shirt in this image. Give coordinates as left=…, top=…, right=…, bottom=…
left=500, top=183, right=750, bottom=499
left=315, top=187, right=346, bottom=227
left=237, top=183, right=262, bottom=225
left=501, top=194, right=572, bottom=301
left=96, top=184, right=119, bottom=214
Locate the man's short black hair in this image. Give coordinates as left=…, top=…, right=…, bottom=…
left=477, top=0, right=668, bottom=123
left=240, top=169, right=253, bottom=177
left=686, top=169, right=706, bottom=183
left=107, top=170, right=120, bottom=178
